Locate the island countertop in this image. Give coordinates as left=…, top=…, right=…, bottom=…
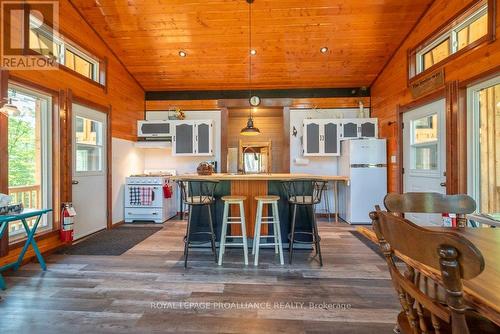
left=171, top=173, right=349, bottom=182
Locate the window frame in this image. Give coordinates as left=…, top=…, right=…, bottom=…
left=29, top=15, right=105, bottom=87
left=408, top=0, right=495, bottom=82
left=466, top=75, right=500, bottom=212
left=6, top=84, right=53, bottom=240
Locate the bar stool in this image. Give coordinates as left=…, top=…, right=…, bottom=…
left=218, top=196, right=248, bottom=266
left=283, top=179, right=327, bottom=266
left=177, top=180, right=219, bottom=268
left=252, top=195, right=284, bottom=266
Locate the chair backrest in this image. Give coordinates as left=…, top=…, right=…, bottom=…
left=370, top=210, right=485, bottom=334
left=177, top=179, right=218, bottom=205
left=384, top=192, right=476, bottom=227
left=282, top=179, right=327, bottom=205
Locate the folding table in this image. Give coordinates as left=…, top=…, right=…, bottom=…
left=0, top=208, right=52, bottom=290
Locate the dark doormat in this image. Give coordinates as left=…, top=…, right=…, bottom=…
left=58, top=225, right=162, bottom=256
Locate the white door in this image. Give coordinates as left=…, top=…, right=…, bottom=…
left=403, top=99, right=446, bottom=225
left=72, top=104, right=107, bottom=239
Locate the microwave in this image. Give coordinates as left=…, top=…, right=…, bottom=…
left=137, top=120, right=172, bottom=138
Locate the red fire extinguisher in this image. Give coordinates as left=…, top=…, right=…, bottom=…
left=60, top=203, right=76, bottom=243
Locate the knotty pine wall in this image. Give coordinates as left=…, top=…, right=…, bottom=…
left=9, top=0, right=144, bottom=141
left=0, top=0, right=144, bottom=267
left=371, top=0, right=500, bottom=193
left=227, top=116, right=284, bottom=172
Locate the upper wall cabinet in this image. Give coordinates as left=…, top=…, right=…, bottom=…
left=339, top=118, right=378, bottom=140
left=303, top=119, right=340, bottom=156
left=302, top=118, right=378, bottom=156
left=172, top=120, right=214, bottom=156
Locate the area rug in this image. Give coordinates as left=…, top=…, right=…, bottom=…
left=57, top=225, right=162, bottom=256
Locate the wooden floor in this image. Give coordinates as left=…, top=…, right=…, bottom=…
left=0, top=219, right=400, bottom=333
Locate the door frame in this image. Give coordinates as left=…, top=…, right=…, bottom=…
left=68, top=90, right=112, bottom=230
left=397, top=82, right=460, bottom=195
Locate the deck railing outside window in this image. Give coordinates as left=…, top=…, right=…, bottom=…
left=7, top=185, right=46, bottom=235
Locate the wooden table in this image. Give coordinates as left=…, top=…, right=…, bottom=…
left=357, top=226, right=500, bottom=326
left=0, top=209, right=52, bottom=290
left=467, top=213, right=500, bottom=227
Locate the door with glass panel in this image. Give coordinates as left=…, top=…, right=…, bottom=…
left=6, top=85, right=52, bottom=239
left=403, top=99, right=446, bottom=225
left=468, top=77, right=500, bottom=218
left=72, top=104, right=107, bottom=239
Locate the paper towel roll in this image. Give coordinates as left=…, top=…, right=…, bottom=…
left=294, top=158, right=310, bottom=165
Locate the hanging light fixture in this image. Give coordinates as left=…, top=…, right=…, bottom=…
left=241, top=0, right=261, bottom=136
left=0, top=98, right=20, bottom=117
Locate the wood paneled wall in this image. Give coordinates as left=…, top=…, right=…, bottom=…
left=9, top=0, right=144, bottom=141
left=227, top=116, right=284, bottom=172
left=0, top=0, right=144, bottom=266
left=371, top=0, right=500, bottom=193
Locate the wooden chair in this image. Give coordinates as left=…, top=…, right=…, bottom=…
left=384, top=193, right=476, bottom=227
left=370, top=210, right=498, bottom=334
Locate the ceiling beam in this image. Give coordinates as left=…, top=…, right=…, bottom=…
left=146, top=87, right=370, bottom=100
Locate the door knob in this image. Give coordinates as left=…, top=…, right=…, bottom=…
left=440, top=182, right=446, bottom=187
left=72, top=180, right=79, bottom=185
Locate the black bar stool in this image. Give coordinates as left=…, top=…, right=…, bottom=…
left=177, top=179, right=219, bottom=268
left=282, top=179, right=327, bottom=266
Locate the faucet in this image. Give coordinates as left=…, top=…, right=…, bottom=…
left=241, top=146, right=258, bottom=174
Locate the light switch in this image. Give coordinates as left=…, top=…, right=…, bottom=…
left=391, top=155, right=397, bottom=164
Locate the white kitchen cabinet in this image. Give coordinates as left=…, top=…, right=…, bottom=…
left=303, top=119, right=340, bottom=156
left=172, top=120, right=214, bottom=156
left=339, top=118, right=378, bottom=140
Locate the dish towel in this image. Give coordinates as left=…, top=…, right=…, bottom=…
left=140, top=187, right=153, bottom=206
left=163, top=184, right=172, bottom=198
left=129, top=187, right=141, bottom=205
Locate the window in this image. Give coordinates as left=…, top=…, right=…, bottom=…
left=411, top=1, right=492, bottom=78
left=75, top=116, right=104, bottom=173
left=468, top=77, right=500, bottom=215
left=29, top=16, right=102, bottom=84
left=7, top=85, right=52, bottom=238
left=411, top=114, right=438, bottom=170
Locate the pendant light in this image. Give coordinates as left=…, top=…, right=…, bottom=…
left=0, top=98, right=20, bottom=117
left=240, top=0, right=260, bottom=136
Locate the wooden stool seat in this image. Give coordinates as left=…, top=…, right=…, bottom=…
left=219, top=196, right=248, bottom=266
left=221, top=195, right=247, bottom=202
left=253, top=196, right=284, bottom=266
left=254, top=195, right=280, bottom=202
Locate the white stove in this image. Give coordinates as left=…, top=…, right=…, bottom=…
left=124, top=169, right=177, bottom=223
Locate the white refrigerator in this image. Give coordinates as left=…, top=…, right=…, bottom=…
left=339, top=139, right=387, bottom=224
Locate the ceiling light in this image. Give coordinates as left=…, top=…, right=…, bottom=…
left=240, top=117, right=260, bottom=136
left=178, top=51, right=187, bottom=57
left=241, top=0, right=260, bottom=136
left=320, top=47, right=328, bottom=54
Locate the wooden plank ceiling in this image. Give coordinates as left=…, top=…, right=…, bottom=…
left=71, top=0, right=433, bottom=91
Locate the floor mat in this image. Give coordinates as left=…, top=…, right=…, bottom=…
left=57, top=225, right=162, bottom=256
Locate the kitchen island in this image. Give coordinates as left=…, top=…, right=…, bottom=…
left=171, top=173, right=349, bottom=246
